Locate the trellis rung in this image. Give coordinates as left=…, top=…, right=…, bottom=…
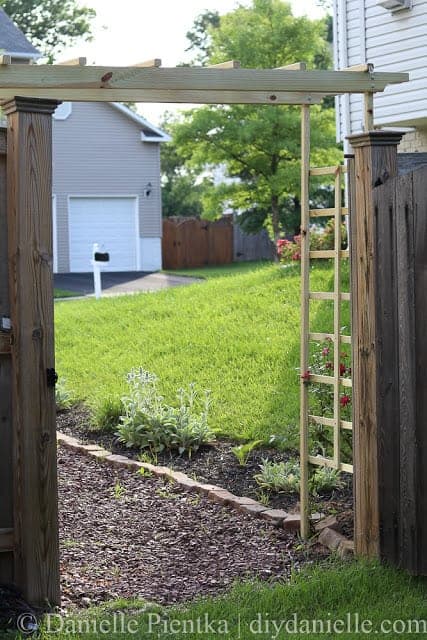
left=310, top=373, right=352, bottom=388
left=308, top=455, right=353, bottom=474
left=309, top=250, right=349, bottom=259
left=309, top=165, right=348, bottom=176
left=309, top=207, right=348, bottom=218
left=309, top=331, right=351, bottom=344
left=309, top=291, right=350, bottom=301
left=309, top=415, right=353, bottom=431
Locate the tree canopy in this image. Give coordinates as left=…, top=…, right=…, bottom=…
left=168, top=0, right=341, bottom=239
left=0, top=0, right=96, bottom=60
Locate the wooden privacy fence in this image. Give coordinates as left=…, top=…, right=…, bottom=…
left=162, top=217, right=233, bottom=269
left=363, top=159, right=427, bottom=573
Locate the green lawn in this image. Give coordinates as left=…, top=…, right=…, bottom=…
left=54, top=288, right=76, bottom=299
left=35, top=561, right=427, bottom=639
left=55, top=261, right=348, bottom=444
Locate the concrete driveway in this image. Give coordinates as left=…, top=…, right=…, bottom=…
left=54, top=271, right=202, bottom=297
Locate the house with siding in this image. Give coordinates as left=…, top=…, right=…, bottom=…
left=0, top=8, right=170, bottom=273
left=333, top=0, right=427, bottom=153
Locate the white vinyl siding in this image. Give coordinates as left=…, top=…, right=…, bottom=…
left=335, top=0, right=427, bottom=139
left=68, top=197, right=138, bottom=272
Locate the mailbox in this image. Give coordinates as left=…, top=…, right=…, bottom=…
left=94, top=251, right=110, bottom=262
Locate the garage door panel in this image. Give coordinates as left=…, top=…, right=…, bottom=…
left=69, top=197, right=137, bottom=272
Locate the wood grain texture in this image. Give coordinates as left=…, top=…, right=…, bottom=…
left=413, top=168, right=427, bottom=574
left=5, top=98, right=60, bottom=606
left=0, top=65, right=408, bottom=93
left=373, top=173, right=400, bottom=565
left=299, top=105, right=311, bottom=539
left=347, top=131, right=403, bottom=558
left=395, top=172, right=417, bottom=572
left=0, top=127, right=13, bottom=589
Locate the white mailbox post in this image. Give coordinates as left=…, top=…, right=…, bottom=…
left=91, top=243, right=110, bottom=299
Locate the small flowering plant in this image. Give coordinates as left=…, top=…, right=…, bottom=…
left=301, top=338, right=353, bottom=462
left=276, top=236, right=301, bottom=262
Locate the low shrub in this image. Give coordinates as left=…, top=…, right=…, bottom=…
left=254, top=458, right=301, bottom=493
left=92, top=396, right=124, bottom=433
left=254, top=457, right=345, bottom=495
left=116, top=368, right=215, bottom=456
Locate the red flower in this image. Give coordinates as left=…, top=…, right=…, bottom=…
left=325, top=361, right=333, bottom=370
left=301, top=370, right=311, bottom=381
left=339, top=363, right=347, bottom=376
left=340, top=394, right=351, bottom=407
left=292, top=251, right=301, bottom=261
left=322, top=347, right=330, bottom=357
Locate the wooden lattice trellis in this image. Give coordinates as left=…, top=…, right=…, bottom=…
left=299, top=152, right=353, bottom=537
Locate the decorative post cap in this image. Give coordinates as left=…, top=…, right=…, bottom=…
left=1, top=96, right=61, bottom=116
left=347, top=130, right=405, bottom=148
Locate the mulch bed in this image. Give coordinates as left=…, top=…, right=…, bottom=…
left=58, top=406, right=354, bottom=529
left=58, top=445, right=326, bottom=610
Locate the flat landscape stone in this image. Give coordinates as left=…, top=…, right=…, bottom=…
left=208, top=489, right=236, bottom=505
left=260, top=509, right=288, bottom=525
left=318, top=526, right=348, bottom=551
left=237, top=503, right=269, bottom=516
left=283, top=514, right=301, bottom=532
left=314, top=514, right=339, bottom=533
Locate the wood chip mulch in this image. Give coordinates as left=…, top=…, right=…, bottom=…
left=58, top=445, right=318, bottom=610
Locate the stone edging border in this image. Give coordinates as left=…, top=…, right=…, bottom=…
left=57, top=431, right=354, bottom=556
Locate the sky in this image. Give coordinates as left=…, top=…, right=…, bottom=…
left=61, top=0, right=328, bottom=125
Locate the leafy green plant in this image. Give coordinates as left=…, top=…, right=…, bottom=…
left=92, top=396, right=124, bottom=433
left=254, top=458, right=301, bottom=493
left=113, top=480, right=125, bottom=500
left=55, top=378, right=73, bottom=411
left=310, top=465, right=346, bottom=495
left=116, top=368, right=215, bottom=457
left=254, top=458, right=345, bottom=496
left=231, top=440, right=262, bottom=466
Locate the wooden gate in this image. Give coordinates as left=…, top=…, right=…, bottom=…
left=162, top=217, right=233, bottom=269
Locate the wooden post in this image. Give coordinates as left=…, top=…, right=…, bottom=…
left=0, top=126, right=14, bottom=584
left=299, top=104, right=310, bottom=539
left=2, top=97, right=61, bottom=606
left=347, top=130, right=403, bottom=558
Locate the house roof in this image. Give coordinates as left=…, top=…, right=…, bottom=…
left=110, top=102, right=171, bottom=142
left=0, top=8, right=41, bottom=58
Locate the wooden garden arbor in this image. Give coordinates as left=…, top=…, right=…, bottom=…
left=0, top=61, right=409, bottom=606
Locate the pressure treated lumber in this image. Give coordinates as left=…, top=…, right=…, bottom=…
left=2, top=97, right=60, bottom=606
left=0, top=127, right=13, bottom=583
left=347, top=130, right=403, bottom=558
left=0, top=65, right=409, bottom=104
left=299, top=104, right=311, bottom=539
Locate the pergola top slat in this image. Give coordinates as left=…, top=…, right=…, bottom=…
left=0, top=65, right=409, bottom=105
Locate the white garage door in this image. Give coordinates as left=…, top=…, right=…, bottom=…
left=69, top=197, right=138, bottom=272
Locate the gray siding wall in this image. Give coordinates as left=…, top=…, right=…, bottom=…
left=52, top=102, right=162, bottom=272
left=334, top=0, right=427, bottom=141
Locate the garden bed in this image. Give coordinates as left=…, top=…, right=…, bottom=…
left=57, top=407, right=354, bottom=539
left=58, top=445, right=327, bottom=610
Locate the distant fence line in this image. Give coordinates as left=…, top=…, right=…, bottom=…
left=162, top=216, right=275, bottom=270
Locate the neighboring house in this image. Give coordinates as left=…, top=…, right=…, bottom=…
left=0, top=8, right=170, bottom=273
left=333, top=0, right=427, bottom=153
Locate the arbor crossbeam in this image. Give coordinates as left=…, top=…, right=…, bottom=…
left=0, top=65, right=409, bottom=104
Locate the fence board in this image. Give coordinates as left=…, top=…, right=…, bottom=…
left=395, top=172, right=417, bottom=572
left=0, top=127, right=13, bottom=581
left=233, top=225, right=274, bottom=261
left=413, top=168, right=427, bottom=574
left=373, top=171, right=400, bottom=565
left=162, top=217, right=233, bottom=269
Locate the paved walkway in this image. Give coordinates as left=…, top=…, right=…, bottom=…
left=54, top=271, right=201, bottom=297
